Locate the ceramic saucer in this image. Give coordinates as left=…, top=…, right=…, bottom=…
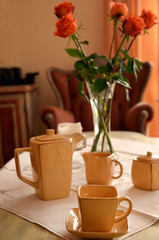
left=66, top=208, right=128, bottom=239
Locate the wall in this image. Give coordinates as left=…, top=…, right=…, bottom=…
left=0, top=0, right=105, bottom=133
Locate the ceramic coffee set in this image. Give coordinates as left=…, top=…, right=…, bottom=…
left=14, top=129, right=159, bottom=239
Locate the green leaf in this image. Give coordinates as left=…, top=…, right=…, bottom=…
left=112, top=55, right=123, bottom=66
left=133, top=60, right=140, bottom=80
left=116, top=76, right=131, bottom=88
left=89, top=59, right=97, bottom=68
left=122, top=76, right=130, bottom=86
left=120, top=49, right=131, bottom=60
left=134, top=58, right=143, bottom=69
left=86, top=67, right=98, bottom=76
left=94, top=78, right=107, bottom=93
left=78, top=81, right=89, bottom=102
left=65, top=48, right=84, bottom=58
left=108, top=16, right=114, bottom=22
left=106, top=60, right=114, bottom=72
left=125, top=87, right=130, bottom=101
left=87, top=53, right=108, bottom=61
left=80, top=40, right=89, bottom=45
left=98, top=60, right=114, bottom=74
left=64, top=72, right=77, bottom=82
left=118, top=27, right=123, bottom=33
left=110, top=72, right=120, bottom=80
left=74, top=60, right=85, bottom=71
left=127, top=59, right=134, bottom=73
left=80, top=70, right=89, bottom=82
left=120, top=61, right=126, bottom=76
left=76, top=73, right=82, bottom=81
left=144, top=29, right=149, bottom=35
left=98, top=65, right=108, bottom=74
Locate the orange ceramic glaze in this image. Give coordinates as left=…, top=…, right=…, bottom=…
left=82, top=152, right=123, bottom=185
left=66, top=208, right=128, bottom=238
left=131, top=151, right=159, bottom=191
left=77, top=185, right=132, bottom=232
left=14, top=129, right=84, bottom=200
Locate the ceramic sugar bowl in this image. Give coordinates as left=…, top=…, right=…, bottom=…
left=131, top=151, right=159, bottom=191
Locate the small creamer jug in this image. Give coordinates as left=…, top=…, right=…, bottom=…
left=82, top=152, right=123, bottom=185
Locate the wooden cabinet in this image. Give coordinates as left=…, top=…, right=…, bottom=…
left=0, top=84, right=39, bottom=167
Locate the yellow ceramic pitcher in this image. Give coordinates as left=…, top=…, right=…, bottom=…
left=82, top=152, right=123, bottom=185
left=14, top=129, right=84, bottom=200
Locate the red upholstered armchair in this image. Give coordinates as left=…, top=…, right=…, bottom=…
left=41, top=62, right=154, bottom=135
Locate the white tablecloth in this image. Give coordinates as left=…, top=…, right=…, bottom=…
left=0, top=136, right=159, bottom=239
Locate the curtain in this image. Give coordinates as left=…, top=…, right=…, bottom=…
left=138, top=0, right=159, bottom=137
left=104, top=0, right=159, bottom=136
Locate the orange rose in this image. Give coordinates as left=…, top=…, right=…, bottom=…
left=141, top=9, right=158, bottom=29
left=54, top=1, right=75, bottom=18
left=110, top=2, right=128, bottom=18
left=54, top=12, right=77, bottom=38
left=123, top=14, right=146, bottom=36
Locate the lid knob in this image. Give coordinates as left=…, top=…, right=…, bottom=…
left=147, top=151, right=152, bottom=158
left=46, top=129, right=55, bottom=135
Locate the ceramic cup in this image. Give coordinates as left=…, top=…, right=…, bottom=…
left=82, top=152, right=123, bottom=185
left=77, top=185, right=132, bottom=232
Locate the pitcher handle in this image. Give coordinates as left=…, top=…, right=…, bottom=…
left=115, top=196, right=132, bottom=223
left=14, top=147, right=38, bottom=189
left=112, top=159, right=123, bottom=179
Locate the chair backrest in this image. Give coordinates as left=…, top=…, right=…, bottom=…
left=47, top=62, right=152, bottom=131
left=47, top=67, right=93, bottom=131
left=112, top=62, right=153, bottom=130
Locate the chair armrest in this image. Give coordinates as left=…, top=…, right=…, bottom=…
left=41, top=106, right=75, bottom=132
left=125, top=102, right=154, bottom=135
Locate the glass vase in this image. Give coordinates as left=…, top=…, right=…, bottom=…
left=87, top=83, right=115, bottom=153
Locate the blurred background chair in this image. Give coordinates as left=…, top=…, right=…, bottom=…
left=41, top=62, right=154, bottom=135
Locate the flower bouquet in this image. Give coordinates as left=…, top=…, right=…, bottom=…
left=53, top=1, right=158, bottom=153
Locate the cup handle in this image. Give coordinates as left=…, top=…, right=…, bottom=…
left=114, top=196, right=132, bottom=223
left=14, top=147, right=38, bottom=189
left=112, top=159, right=123, bottom=179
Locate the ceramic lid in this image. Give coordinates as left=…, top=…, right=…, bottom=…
left=35, top=129, right=68, bottom=142
left=136, top=151, right=159, bottom=163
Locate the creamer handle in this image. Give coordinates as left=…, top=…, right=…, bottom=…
left=112, top=159, right=123, bottom=179
left=14, top=147, right=38, bottom=189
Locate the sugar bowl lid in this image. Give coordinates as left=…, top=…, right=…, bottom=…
left=136, top=151, right=159, bottom=163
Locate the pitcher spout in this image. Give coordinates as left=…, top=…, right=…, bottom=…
left=67, top=133, right=84, bottom=153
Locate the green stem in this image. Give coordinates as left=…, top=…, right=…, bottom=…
left=72, top=34, right=87, bottom=63
left=91, top=86, right=114, bottom=152
left=116, top=34, right=127, bottom=55
left=94, top=99, right=114, bottom=153
left=74, top=33, right=87, bottom=58
left=121, top=36, right=137, bottom=63
left=100, top=88, right=108, bottom=151
left=127, top=36, right=137, bottom=52
left=91, top=127, right=102, bottom=152
left=101, top=132, right=105, bottom=152
left=91, top=97, right=103, bottom=152
left=99, top=108, right=114, bottom=153
left=101, top=96, right=112, bottom=152
left=109, top=19, right=118, bottom=60
left=72, top=34, right=93, bottom=84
